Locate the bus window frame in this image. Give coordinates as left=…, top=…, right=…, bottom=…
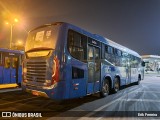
left=104, top=45, right=116, bottom=64
left=12, top=57, right=18, bottom=69
left=67, top=29, right=87, bottom=62
left=2, top=52, right=22, bottom=69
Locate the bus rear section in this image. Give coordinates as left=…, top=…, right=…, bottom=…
left=22, top=23, right=68, bottom=99
left=22, top=23, right=98, bottom=100
left=0, top=49, right=23, bottom=89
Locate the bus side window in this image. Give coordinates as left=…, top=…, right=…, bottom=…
left=12, top=57, right=18, bottom=68
left=115, top=49, right=122, bottom=66
left=121, top=52, right=128, bottom=67
left=4, top=57, right=10, bottom=68
left=105, top=45, right=115, bottom=64
left=68, top=30, right=87, bottom=61
left=72, top=67, right=84, bottom=79
left=131, top=55, right=135, bottom=68
left=88, top=47, right=94, bottom=60
left=95, top=47, right=100, bottom=60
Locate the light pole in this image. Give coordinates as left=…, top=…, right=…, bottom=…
left=10, top=24, right=13, bottom=49
left=6, top=18, right=18, bottom=49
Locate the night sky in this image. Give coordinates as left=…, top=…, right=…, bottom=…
left=0, top=0, right=160, bottom=55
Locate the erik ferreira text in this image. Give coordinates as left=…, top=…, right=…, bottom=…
left=138, top=112, right=158, bottom=117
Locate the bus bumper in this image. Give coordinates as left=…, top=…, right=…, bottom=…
left=26, top=88, right=49, bottom=98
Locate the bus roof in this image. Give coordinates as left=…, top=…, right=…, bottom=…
left=142, top=55, right=160, bottom=59
left=30, top=22, right=141, bottom=58
left=106, top=38, right=141, bottom=58
left=0, top=48, right=24, bottom=54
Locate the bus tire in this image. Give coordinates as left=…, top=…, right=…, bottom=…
left=100, top=79, right=110, bottom=97
left=112, top=77, right=120, bottom=93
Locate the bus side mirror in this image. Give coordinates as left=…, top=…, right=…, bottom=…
left=141, top=61, right=145, bottom=67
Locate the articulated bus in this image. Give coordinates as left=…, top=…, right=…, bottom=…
left=0, top=48, right=23, bottom=88
left=22, top=22, right=144, bottom=99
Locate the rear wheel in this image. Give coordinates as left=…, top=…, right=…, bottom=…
left=100, top=79, right=110, bottom=97
left=112, top=77, right=120, bottom=93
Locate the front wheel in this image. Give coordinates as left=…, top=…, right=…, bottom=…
left=100, top=80, right=110, bottom=97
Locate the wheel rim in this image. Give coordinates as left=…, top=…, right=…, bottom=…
left=114, top=78, right=119, bottom=91
left=102, top=82, right=109, bottom=95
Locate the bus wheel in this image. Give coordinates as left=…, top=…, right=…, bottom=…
left=113, top=77, right=120, bottom=93
left=100, top=79, right=110, bottom=97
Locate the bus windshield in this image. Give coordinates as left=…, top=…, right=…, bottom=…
left=25, top=25, right=60, bottom=52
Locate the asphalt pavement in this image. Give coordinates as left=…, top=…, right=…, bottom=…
left=49, top=74, right=160, bottom=120
left=0, top=74, right=160, bottom=120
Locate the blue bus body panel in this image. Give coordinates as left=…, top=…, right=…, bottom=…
left=18, top=67, right=22, bottom=83
left=50, top=81, right=67, bottom=99
left=87, top=83, right=94, bottom=94
left=69, top=78, right=87, bottom=98
left=69, top=59, right=88, bottom=98
left=94, top=82, right=100, bottom=92
left=101, top=64, right=114, bottom=88
left=0, top=49, right=24, bottom=86
left=3, top=68, right=10, bottom=84
left=11, top=68, right=16, bottom=83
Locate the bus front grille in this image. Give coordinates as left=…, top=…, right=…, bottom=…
left=26, top=61, right=47, bottom=85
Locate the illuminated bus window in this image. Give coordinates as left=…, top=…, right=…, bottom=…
left=4, top=57, right=10, bottom=68
left=27, top=51, right=50, bottom=57
left=12, top=57, right=18, bottom=68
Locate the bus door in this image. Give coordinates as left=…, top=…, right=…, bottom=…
left=130, top=57, right=139, bottom=82
left=87, top=46, right=101, bottom=94
left=11, top=57, right=19, bottom=84
left=3, top=55, right=18, bottom=84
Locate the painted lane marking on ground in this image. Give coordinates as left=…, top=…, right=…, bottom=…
left=137, top=91, right=160, bottom=94
left=77, top=87, right=142, bottom=120
left=119, top=98, right=160, bottom=103
left=142, top=81, right=160, bottom=84
left=0, top=97, right=38, bottom=106
left=0, top=88, right=22, bottom=93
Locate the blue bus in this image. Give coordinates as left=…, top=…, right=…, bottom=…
left=22, top=22, right=144, bottom=99
left=0, top=48, right=24, bottom=88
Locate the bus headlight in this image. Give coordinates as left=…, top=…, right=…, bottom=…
left=23, top=68, right=27, bottom=73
